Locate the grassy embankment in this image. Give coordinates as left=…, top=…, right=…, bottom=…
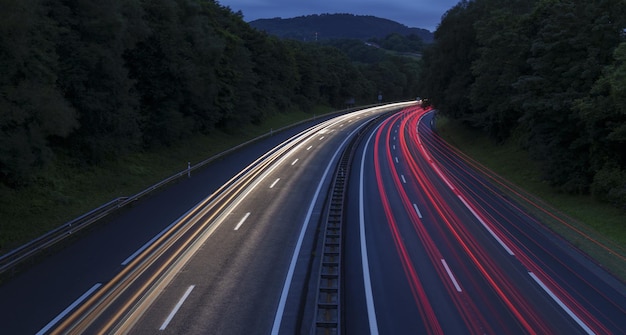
left=0, top=106, right=333, bottom=254
left=436, top=116, right=626, bottom=281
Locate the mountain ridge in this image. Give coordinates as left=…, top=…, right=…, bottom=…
left=249, top=13, right=434, bottom=43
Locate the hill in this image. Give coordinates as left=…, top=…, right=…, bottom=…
left=249, top=14, right=433, bottom=43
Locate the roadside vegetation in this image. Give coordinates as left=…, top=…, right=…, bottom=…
left=419, top=0, right=626, bottom=209
left=419, top=0, right=626, bottom=280
left=437, top=116, right=626, bottom=281
left=0, top=106, right=332, bottom=253
left=1, top=0, right=422, bottom=254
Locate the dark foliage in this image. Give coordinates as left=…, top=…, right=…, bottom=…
left=0, top=0, right=422, bottom=187
left=419, top=0, right=626, bottom=208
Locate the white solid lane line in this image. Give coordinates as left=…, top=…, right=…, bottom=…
left=234, top=212, right=251, bottom=231
left=441, top=259, right=462, bottom=292
left=457, top=195, right=514, bottom=256
left=271, top=122, right=368, bottom=335
left=359, top=123, right=382, bottom=335
left=159, top=285, right=195, bottom=331
left=37, top=283, right=102, bottom=335
left=269, top=178, right=280, bottom=189
left=528, top=272, right=593, bottom=335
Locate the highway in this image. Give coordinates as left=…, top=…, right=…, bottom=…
left=344, top=106, right=626, bottom=334
left=0, top=103, right=624, bottom=334
left=0, top=103, right=410, bottom=334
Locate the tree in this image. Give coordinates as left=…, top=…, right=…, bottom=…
left=469, top=0, right=536, bottom=141
left=0, top=0, right=77, bottom=185
left=514, top=0, right=624, bottom=193
left=418, top=0, right=478, bottom=119
left=51, top=0, right=146, bottom=161
left=577, top=41, right=626, bottom=206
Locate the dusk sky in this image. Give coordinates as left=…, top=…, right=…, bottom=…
left=217, top=0, right=461, bottom=32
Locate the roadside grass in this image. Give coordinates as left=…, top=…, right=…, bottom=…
left=436, top=116, right=626, bottom=281
left=0, top=107, right=333, bottom=254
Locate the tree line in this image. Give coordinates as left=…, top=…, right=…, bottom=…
left=0, top=0, right=421, bottom=188
left=419, top=0, right=626, bottom=208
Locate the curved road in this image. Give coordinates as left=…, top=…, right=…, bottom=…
left=345, top=105, right=626, bottom=334
left=1, top=103, right=624, bottom=334
left=0, top=103, right=411, bottom=334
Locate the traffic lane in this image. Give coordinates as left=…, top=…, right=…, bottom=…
left=374, top=111, right=530, bottom=334
left=344, top=114, right=467, bottom=334
left=66, top=109, right=391, bottom=334
left=0, top=112, right=343, bottom=334
left=418, top=112, right=626, bottom=333
left=391, top=112, right=538, bottom=333
left=132, top=166, right=319, bottom=335
left=426, top=143, right=626, bottom=333
left=368, top=114, right=470, bottom=334
left=121, top=109, right=389, bottom=334
left=344, top=112, right=465, bottom=334
left=399, top=110, right=589, bottom=333
left=370, top=109, right=580, bottom=333
left=405, top=110, right=625, bottom=333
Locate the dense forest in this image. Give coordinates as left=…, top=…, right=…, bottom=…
left=249, top=14, right=433, bottom=43
left=0, top=0, right=422, bottom=188
left=419, top=0, right=626, bottom=208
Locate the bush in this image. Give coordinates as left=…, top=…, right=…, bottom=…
left=591, top=164, right=626, bottom=208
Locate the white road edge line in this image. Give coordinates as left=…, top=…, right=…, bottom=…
left=457, top=195, right=514, bottom=256
left=413, top=203, right=423, bottom=219
left=441, top=259, right=462, bottom=292
left=36, top=283, right=102, bottom=335
left=359, top=123, right=382, bottom=335
left=270, top=178, right=280, bottom=189
left=159, top=285, right=195, bottom=331
left=528, top=272, right=594, bottom=335
left=234, top=212, right=251, bottom=231
left=271, top=123, right=366, bottom=335
left=430, top=163, right=455, bottom=191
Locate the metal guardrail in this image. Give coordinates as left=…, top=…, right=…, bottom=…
left=0, top=197, right=127, bottom=274
left=0, top=105, right=380, bottom=275
left=312, top=112, right=390, bottom=334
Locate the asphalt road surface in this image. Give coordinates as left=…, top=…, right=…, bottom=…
left=344, top=106, right=626, bottom=334
left=1, top=103, right=624, bottom=334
